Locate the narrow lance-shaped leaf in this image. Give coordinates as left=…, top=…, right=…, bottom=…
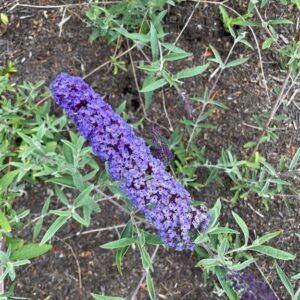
left=0, top=210, right=11, bottom=232
left=215, top=267, right=238, bottom=300
left=116, top=220, right=133, bottom=274
left=0, top=170, right=19, bottom=192
left=146, top=272, right=157, bottom=300
left=289, top=147, right=300, bottom=170
left=225, top=57, right=249, bottom=68
left=101, top=238, right=135, bottom=249
left=252, top=231, right=281, bottom=246
left=249, top=245, right=295, bottom=260
left=175, top=63, right=210, bottom=80
left=275, top=263, right=294, bottom=297
left=141, top=78, right=167, bottom=93
left=40, top=215, right=70, bottom=245
left=11, top=244, right=52, bottom=261
left=91, top=294, right=126, bottom=300
left=150, top=23, right=159, bottom=61
left=232, top=211, right=249, bottom=246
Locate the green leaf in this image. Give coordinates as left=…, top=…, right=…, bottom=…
left=146, top=272, right=156, bottom=300
left=63, top=142, right=74, bottom=165
left=72, top=211, right=89, bottom=226
left=215, top=267, right=238, bottom=300
left=91, top=294, right=125, bottom=300
left=144, top=233, right=163, bottom=245
left=0, top=210, right=11, bottom=232
left=0, top=13, right=9, bottom=25
left=55, top=185, right=69, bottom=206
left=150, top=23, right=159, bottom=61
left=232, top=211, right=249, bottom=246
left=208, top=198, right=221, bottom=229
left=289, top=148, right=300, bottom=170
left=250, top=245, right=295, bottom=260
left=269, top=19, right=293, bottom=25
left=116, top=100, right=127, bottom=114
left=292, top=0, right=300, bottom=9
left=232, top=258, right=255, bottom=271
left=275, top=263, right=294, bottom=297
left=291, top=273, right=300, bottom=280
left=243, top=141, right=257, bottom=149
left=11, top=244, right=52, bottom=261
left=141, top=79, right=167, bottom=93
left=209, top=45, right=223, bottom=64
left=101, top=238, right=135, bottom=249
left=138, top=243, right=152, bottom=271
left=162, top=43, right=191, bottom=54
left=0, top=170, right=19, bottom=192
left=6, top=237, right=24, bottom=252
left=116, top=220, right=133, bottom=274
left=48, top=176, right=75, bottom=188
left=262, top=38, right=274, bottom=50
left=225, top=57, right=248, bottom=68
left=40, top=216, right=70, bottom=245
left=252, top=231, right=281, bottom=246
left=196, top=258, right=219, bottom=268
left=114, top=28, right=150, bottom=43
left=164, top=52, right=192, bottom=61
left=175, top=63, right=209, bottom=80
left=207, top=227, right=239, bottom=235
left=73, top=185, right=94, bottom=208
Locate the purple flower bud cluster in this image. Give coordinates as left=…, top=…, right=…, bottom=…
left=227, top=270, right=279, bottom=300
left=52, top=73, right=210, bottom=251
left=150, top=126, right=174, bottom=166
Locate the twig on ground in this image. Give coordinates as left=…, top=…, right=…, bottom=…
left=58, top=8, right=71, bottom=38
left=57, top=238, right=82, bottom=289
left=8, top=2, right=118, bottom=11
left=173, top=0, right=201, bottom=45
left=254, top=261, right=280, bottom=300
left=35, top=44, right=138, bottom=107
left=247, top=202, right=265, bottom=218
left=75, top=221, right=145, bottom=237
left=250, top=70, right=292, bottom=157
left=83, top=43, right=137, bottom=80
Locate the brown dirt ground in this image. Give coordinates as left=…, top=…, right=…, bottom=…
left=0, top=0, right=299, bottom=299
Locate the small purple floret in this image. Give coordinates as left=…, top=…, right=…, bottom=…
left=52, top=73, right=210, bottom=251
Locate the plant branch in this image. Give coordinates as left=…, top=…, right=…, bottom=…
left=250, top=70, right=292, bottom=158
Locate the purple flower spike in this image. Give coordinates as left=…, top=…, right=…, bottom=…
left=52, top=73, right=211, bottom=251
left=227, top=270, right=279, bottom=300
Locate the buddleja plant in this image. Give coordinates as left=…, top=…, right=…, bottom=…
left=50, top=73, right=297, bottom=300
left=0, top=71, right=101, bottom=298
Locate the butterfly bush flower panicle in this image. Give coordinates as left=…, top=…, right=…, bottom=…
left=227, top=270, right=279, bottom=300
left=52, top=73, right=211, bottom=251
